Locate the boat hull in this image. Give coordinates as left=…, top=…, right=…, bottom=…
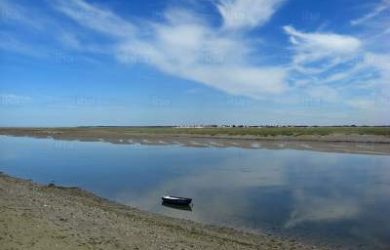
left=161, top=196, right=192, bottom=205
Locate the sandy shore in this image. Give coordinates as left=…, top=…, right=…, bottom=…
left=0, top=173, right=329, bottom=250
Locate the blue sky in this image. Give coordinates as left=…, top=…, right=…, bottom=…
left=0, top=0, right=389, bottom=126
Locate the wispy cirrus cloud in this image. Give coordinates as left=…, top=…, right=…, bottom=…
left=2, top=0, right=389, bottom=123
left=52, top=0, right=136, bottom=38
left=280, top=23, right=390, bottom=122
left=350, top=0, right=390, bottom=52
left=0, top=0, right=44, bottom=29
left=46, top=0, right=390, bottom=114
left=284, top=25, right=362, bottom=61
left=283, top=26, right=364, bottom=102
left=284, top=25, right=363, bottom=79
left=51, top=0, right=288, bottom=97
left=216, top=0, right=285, bottom=30
left=351, top=0, right=390, bottom=26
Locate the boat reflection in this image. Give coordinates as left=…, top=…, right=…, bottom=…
left=162, top=201, right=193, bottom=211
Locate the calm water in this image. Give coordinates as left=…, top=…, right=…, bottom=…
left=1, top=136, right=389, bottom=249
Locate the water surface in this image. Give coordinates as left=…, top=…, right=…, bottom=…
left=0, top=136, right=389, bottom=249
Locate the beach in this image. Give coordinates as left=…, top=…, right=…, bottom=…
left=0, top=173, right=328, bottom=250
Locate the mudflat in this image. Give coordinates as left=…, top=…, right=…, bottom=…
left=1, top=127, right=390, bottom=143
left=0, top=173, right=328, bottom=250
left=0, top=127, right=389, bottom=155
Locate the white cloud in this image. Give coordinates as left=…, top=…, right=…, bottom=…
left=282, top=25, right=390, bottom=112
left=176, top=65, right=287, bottom=96
left=284, top=25, right=362, bottom=64
left=350, top=1, right=390, bottom=53
left=52, top=1, right=287, bottom=98
left=365, top=53, right=390, bottom=80
left=363, top=53, right=390, bottom=99
left=53, top=0, right=136, bottom=38
left=351, top=0, right=390, bottom=26
left=0, top=0, right=44, bottom=29
left=217, top=0, right=285, bottom=30
left=284, top=26, right=363, bottom=99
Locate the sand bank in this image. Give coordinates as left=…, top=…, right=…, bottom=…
left=0, top=173, right=329, bottom=250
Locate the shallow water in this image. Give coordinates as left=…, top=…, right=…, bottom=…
left=0, top=136, right=389, bottom=249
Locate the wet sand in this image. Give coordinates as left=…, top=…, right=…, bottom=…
left=0, top=173, right=328, bottom=250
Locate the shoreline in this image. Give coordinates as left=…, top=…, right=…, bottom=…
left=0, top=172, right=329, bottom=249
left=1, top=127, right=390, bottom=155
left=1, top=127, right=390, bottom=144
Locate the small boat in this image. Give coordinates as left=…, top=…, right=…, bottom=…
left=161, top=195, right=192, bottom=205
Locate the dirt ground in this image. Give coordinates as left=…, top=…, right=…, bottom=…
left=0, top=173, right=330, bottom=250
